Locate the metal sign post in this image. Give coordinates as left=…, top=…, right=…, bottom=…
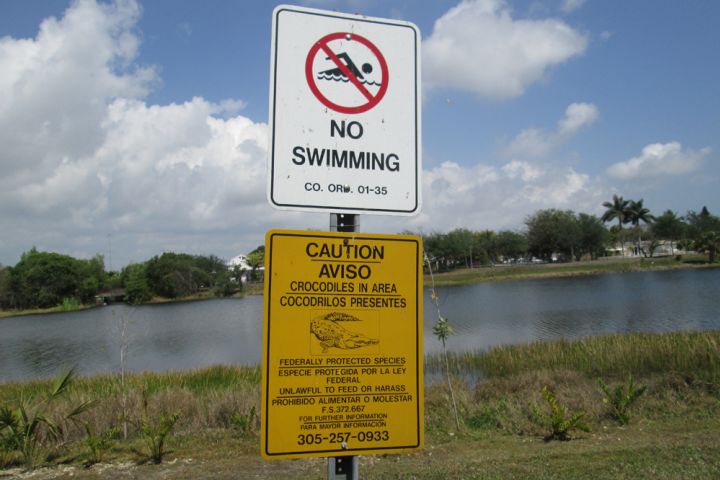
left=330, top=212, right=359, bottom=479
left=328, top=454, right=359, bottom=480
left=330, top=213, right=358, bottom=233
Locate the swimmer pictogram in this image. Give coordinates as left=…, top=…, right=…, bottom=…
left=317, top=52, right=382, bottom=87
left=305, top=32, right=389, bottom=114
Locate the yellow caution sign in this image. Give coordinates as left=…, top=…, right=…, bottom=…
left=261, top=230, right=424, bottom=459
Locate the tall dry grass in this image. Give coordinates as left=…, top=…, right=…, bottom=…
left=424, top=331, right=720, bottom=436
left=427, top=331, right=720, bottom=381
left=0, top=365, right=261, bottom=445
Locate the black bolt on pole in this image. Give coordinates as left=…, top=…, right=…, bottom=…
left=330, top=213, right=358, bottom=233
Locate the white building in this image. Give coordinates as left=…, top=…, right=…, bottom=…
left=227, top=254, right=251, bottom=270
left=226, top=254, right=264, bottom=283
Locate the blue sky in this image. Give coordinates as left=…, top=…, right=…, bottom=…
left=0, top=0, right=718, bottom=269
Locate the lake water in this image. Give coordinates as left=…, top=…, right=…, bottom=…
left=1, top=268, right=719, bottom=383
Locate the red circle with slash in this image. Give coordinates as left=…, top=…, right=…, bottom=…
left=305, top=32, right=389, bottom=114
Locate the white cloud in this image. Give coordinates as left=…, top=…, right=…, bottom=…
left=504, top=102, right=598, bottom=158
left=0, top=0, right=292, bottom=267
left=92, top=97, right=269, bottom=228
left=502, top=160, right=542, bottom=181
left=558, top=102, right=599, bottom=136
left=423, top=0, right=588, bottom=99
left=504, top=127, right=554, bottom=159
left=522, top=167, right=590, bottom=205
left=560, top=0, right=586, bottom=14
left=365, top=158, right=605, bottom=234
left=607, top=142, right=711, bottom=180
left=0, top=0, right=156, bottom=185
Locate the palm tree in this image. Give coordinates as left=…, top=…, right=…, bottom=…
left=651, top=210, right=686, bottom=255
left=601, top=195, right=630, bottom=256
left=694, top=231, right=719, bottom=263
left=626, top=199, right=655, bottom=256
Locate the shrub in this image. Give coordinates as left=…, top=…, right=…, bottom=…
left=84, top=424, right=120, bottom=464
left=466, top=406, right=500, bottom=430
left=0, top=368, right=94, bottom=468
left=139, top=391, right=179, bottom=464
left=598, top=374, right=647, bottom=425
left=230, top=406, right=257, bottom=437
left=61, top=297, right=81, bottom=311
left=532, top=386, right=589, bottom=441
left=0, top=430, right=18, bottom=467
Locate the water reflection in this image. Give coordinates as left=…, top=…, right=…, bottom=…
left=423, top=269, right=720, bottom=354
left=1, top=269, right=719, bottom=382
left=1, top=297, right=264, bottom=382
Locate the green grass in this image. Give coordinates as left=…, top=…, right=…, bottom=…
left=7, top=419, right=716, bottom=479
left=0, top=304, right=97, bottom=319
left=426, top=255, right=717, bottom=286
left=0, top=365, right=261, bottom=416
left=1, top=332, right=719, bottom=478
left=128, top=365, right=260, bottom=395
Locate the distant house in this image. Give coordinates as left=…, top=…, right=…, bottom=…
left=227, top=254, right=264, bottom=283
left=606, top=240, right=689, bottom=258
left=227, top=254, right=251, bottom=271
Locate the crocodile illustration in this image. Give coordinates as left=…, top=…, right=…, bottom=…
left=310, top=312, right=379, bottom=353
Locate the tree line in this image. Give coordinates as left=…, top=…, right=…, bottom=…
left=0, top=247, right=265, bottom=311
left=419, top=200, right=719, bottom=271
left=1, top=199, right=717, bottom=310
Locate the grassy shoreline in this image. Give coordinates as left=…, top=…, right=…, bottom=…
left=0, top=303, right=99, bottom=319
left=0, top=283, right=265, bottom=319
left=1, top=331, right=718, bottom=478
left=426, top=254, right=718, bottom=287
